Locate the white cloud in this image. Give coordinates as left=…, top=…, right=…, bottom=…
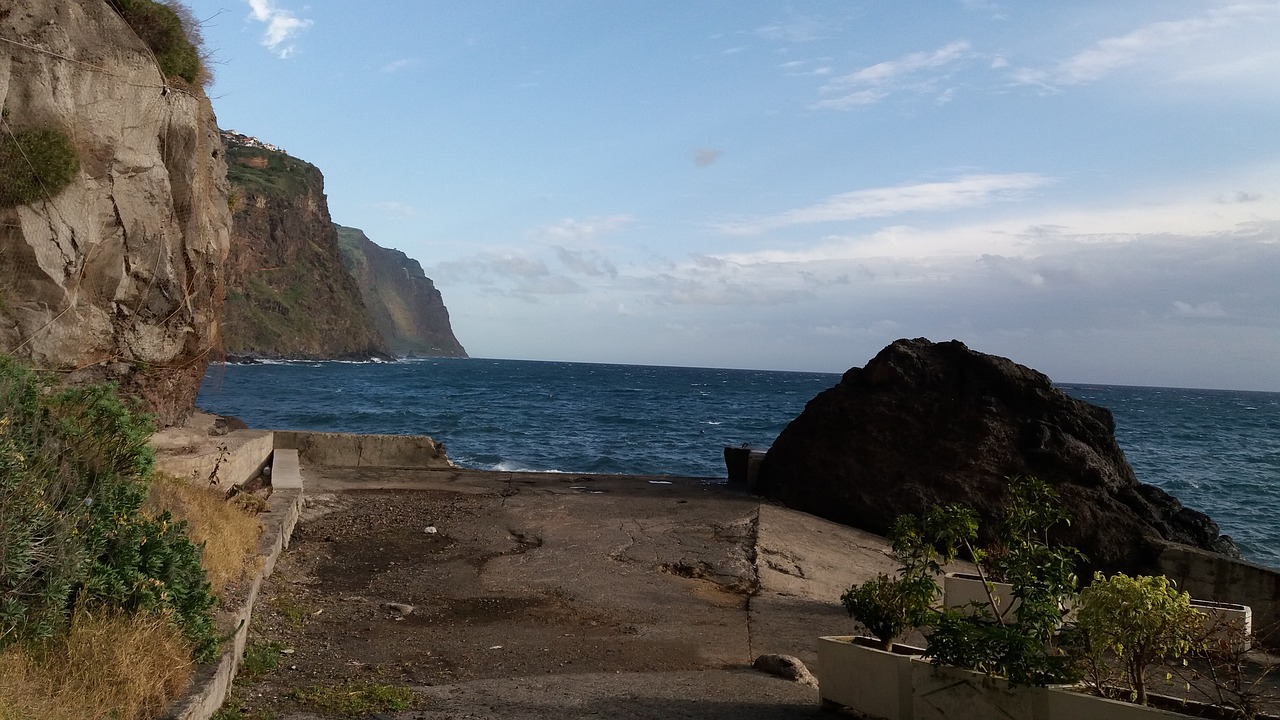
left=382, top=58, right=419, bottom=74
left=246, top=0, right=312, bottom=58
left=813, top=41, right=971, bottom=109
left=534, top=215, right=634, bottom=247
left=1011, top=4, right=1280, bottom=92
left=1172, top=301, right=1228, bottom=319
left=719, top=173, right=1052, bottom=235
left=555, top=247, right=618, bottom=278
left=754, top=17, right=831, bottom=44
left=372, top=201, right=418, bottom=217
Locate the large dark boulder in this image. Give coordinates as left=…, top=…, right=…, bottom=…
left=756, top=338, right=1239, bottom=574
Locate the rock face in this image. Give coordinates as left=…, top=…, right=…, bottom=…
left=756, top=338, right=1239, bottom=574
left=0, top=0, right=231, bottom=425
left=335, top=225, right=466, bottom=358
left=220, top=138, right=388, bottom=359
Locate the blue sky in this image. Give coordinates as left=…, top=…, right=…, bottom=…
left=186, top=1, right=1280, bottom=390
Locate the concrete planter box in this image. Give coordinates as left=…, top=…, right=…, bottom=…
left=1043, top=688, right=1193, bottom=719
left=943, top=572, right=1019, bottom=622
left=818, top=636, right=921, bottom=720
left=1043, top=687, right=1278, bottom=719
left=1191, top=599, right=1252, bottom=653
left=911, top=661, right=1045, bottom=720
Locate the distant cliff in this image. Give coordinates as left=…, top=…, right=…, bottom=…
left=335, top=225, right=467, bottom=358
left=220, top=137, right=388, bottom=359
left=0, top=0, right=231, bottom=425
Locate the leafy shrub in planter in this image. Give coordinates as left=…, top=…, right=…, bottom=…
left=1075, top=572, right=1205, bottom=706
left=925, top=476, right=1083, bottom=686
left=0, top=357, right=219, bottom=661
left=0, top=127, right=80, bottom=207
left=842, top=505, right=978, bottom=650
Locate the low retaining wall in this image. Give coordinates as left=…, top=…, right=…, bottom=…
left=274, top=430, right=453, bottom=469
left=1157, top=543, right=1280, bottom=647
left=164, top=450, right=303, bottom=720
left=154, top=430, right=273, bottom=489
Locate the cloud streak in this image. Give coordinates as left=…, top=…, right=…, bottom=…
left=246, top=0, right=312, bottom=58
left=534, top=215, right=634, bottom=246
left=1012, top=4, right=1280, bottom=91
left=813, top=41, right=971, bottom=109
left=719, top=173, right=1052, bottom=235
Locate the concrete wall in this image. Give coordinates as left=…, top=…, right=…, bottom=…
left=153, top=430, right=274, bottom=489
left=1156, top=543, right=1280, bottom=647
left=273, top=430, right=453, bottom=469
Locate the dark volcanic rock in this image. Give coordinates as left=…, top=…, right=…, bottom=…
left=756, top=338, right=1240, bottom=574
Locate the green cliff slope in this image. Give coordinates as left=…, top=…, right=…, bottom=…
left=220, top=138, right=389, bottom=359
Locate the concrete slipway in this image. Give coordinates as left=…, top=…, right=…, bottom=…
left=151, top=416, right=919, bottom=719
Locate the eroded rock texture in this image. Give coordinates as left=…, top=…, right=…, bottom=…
left=756, top=338, right=1239, bottom=574
left=0, top=0, right=231, bottom=425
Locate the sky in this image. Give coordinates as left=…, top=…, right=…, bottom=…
left=183, top=0, right=1280, bottom=391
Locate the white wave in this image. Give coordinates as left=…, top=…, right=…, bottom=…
left=489, top=460, right=566, bottom=473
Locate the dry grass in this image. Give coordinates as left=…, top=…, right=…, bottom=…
left=147, top=473, right=264, bottom=594
left=0, top=610, right=193, bottom=720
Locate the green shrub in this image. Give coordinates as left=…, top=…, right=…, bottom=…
left=0, top=357, right=219, bottom=661
left=0, top=127, right=80, bottom=207
left=0, top=359, right=79, bottom=642
left=924, top=476, right=1083, bottom=686
left=109, top=0, right=202, bottom=84
left=841, top=505, right=977, bottom=650
left=1075, top=572, right=1205, bottom=705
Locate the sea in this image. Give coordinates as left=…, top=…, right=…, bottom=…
left=196, top=358, right=1280, bottom=568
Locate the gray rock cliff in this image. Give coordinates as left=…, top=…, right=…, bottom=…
left=0, top=0, right=231, bottom=425
left=335, top=224, right=466, bottom=358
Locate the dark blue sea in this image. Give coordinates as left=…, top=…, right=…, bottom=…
left=196, top=358, right=1280, bottom=568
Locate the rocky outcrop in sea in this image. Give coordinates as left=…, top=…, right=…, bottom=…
left=756, top=338, right=1240, bottom=574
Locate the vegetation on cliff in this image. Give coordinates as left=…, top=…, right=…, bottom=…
left=0, top=126, right=80, bottom=208
left=220, top=135, right=389, bottom=359
left=225, top=143, right=315, bottom=200
left=107, top=0, right=205, bottom=86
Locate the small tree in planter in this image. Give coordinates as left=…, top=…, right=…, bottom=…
left=841, top=505, right=979, bottom=650
left=824, top=506, right=980, bottom=719
left=925, top=476, right=1083, bottom=686
left=1074, top=572, right=1206, bottom=706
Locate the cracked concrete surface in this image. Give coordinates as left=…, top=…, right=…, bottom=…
left=224, top=466, right=927, bottom=719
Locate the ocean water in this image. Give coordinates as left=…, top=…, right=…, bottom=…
left=196, top=358, right=1280, bottom=567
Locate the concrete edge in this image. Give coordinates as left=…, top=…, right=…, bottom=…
left=154, top=429, right=274, bottom=490
left=274, top=429, right=454, bottom=469
left=165, top=441, right=303, bottom=720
